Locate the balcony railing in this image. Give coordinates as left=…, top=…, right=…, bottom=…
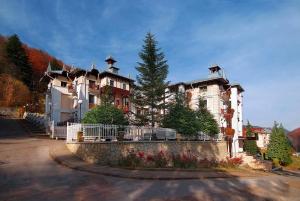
left=89, top=84, right=100, bottom=94
left=67, top=84, right=76, bottom=94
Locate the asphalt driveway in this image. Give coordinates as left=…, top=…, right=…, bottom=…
left=0, top=116, right=300, bottom=201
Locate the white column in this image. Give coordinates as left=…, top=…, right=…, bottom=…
left=231, top=87, right=239, bottom=156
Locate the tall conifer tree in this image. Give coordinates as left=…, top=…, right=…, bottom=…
left=134, top=32, right=169, bottom=126
left=6, top=34, right=32, bottom=88
left=267, top=122, right=292, bottom=165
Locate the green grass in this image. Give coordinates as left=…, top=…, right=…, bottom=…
left=286, top=156, right=300, bottom=170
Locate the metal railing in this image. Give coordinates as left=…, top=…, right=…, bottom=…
left=198, top=132, right=224, bottom=141
left=47, top=120, right=68, bottom=139
left=66, top=123, right=223, bottom=143
left=66, top=123, right=177, bottom=143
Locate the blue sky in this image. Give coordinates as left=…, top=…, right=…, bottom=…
left=0, top=0, right=299, bottom=130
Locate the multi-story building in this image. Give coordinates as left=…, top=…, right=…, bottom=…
left=44, top=56, right=134, bottom=124
left=168, top=65, right=244, bottom=154
left=243, top=126, right=272, bottom=148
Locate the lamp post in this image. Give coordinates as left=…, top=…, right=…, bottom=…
left=78, top=99, right=83, bottom=122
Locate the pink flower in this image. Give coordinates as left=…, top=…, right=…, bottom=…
left=137, top=151, right=144, bottom=158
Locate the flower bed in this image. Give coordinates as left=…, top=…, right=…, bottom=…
left=119, top=149, right=243, bottom=169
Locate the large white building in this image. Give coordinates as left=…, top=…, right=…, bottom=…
left=43, top=56, right=134, bottom=125
left=43, top=59, right=244, bottom=155
left=168, top=65, right=244, bottom=154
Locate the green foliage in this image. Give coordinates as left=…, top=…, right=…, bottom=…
left=267, top=122, right=292, bottom=166
left=82, top=105, right=128, bottom=125
left=195, top=97, right=219, bottom=136
left=100, top=85, right=114, bottom=106
left=173, top=153, right=198, bottom=168
left=162, top=92, right=199, bottom=136
left=5, top=34, right=32, bottom=88
left=134, top=32, right=169, bottom=126
left=162, top=94, right=219, bottom=137
left=243, top=121, right=259, bottom=155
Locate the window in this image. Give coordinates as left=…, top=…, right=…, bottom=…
left=122, top=97, right=129, bottom=106
left=110, top=80, right=114, bottom=87
left=123, top=83, right=126, bottom=90
left=89, top=80, right=95, bottom=88
left=199, top=86, right=207, bottom=92
left=89, top=94, right=95, bottom=104
left=61, top=81, right=67, bottom=87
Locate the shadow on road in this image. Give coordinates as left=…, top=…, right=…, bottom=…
left=0, top=116, right=296, bottom=201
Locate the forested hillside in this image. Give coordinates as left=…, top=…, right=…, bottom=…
left=0, top=34, right=67, bottom=112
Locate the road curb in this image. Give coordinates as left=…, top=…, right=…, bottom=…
left=49, top=145, right=271, bottom=180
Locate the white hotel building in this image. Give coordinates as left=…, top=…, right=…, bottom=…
left=167, top=65, right=244, bottom=154
left=43, top=59, right=244, bottom=154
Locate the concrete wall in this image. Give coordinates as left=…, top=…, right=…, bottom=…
left=67, top=141, right=228, bottom=165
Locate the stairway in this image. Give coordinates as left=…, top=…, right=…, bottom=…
left=237, top=152, right=272, bottom=171
left=18, top=119, right=48, bottom=137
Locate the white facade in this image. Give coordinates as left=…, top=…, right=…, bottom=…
left=44, top=57, right=133, bottom=125
left=168, top=65, right=244, bottom=155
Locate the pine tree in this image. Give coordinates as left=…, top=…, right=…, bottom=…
left=267, top=122, right=292, bottom=165
left=162, top=92, right=199, bottom=136
left=134, top=32, right=169, bottom=127
left=195, top=97, right=219, bottom=136
left=243, top=121, right=259, bottom=155
left=6, top=34, right=32, bottom=88
left=100, top=85, right=114, bottom=106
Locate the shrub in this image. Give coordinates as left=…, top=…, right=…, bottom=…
left=82, top=105, right=128, bottom=125
left=173, top=151, right=198, bottom=168
left=118, top=150, right=243, bottom=169
left=153, top=151, right=169, bottom=168
left=198, top=158, right=218, bottom=168
left=119, top=150, right=143, bottom=168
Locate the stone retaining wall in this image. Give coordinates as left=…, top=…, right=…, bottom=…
left=67, top=141, right=228, bottom=165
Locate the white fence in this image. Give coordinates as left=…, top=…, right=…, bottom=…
left=198, top=132, right=224, bottom=141
left=47, top=120, right=67, bottom=139
left=66, top=123, right=224, bottom=143
left=66, top=123, right=177, bottom=143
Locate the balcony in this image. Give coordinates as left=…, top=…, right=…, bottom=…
left=100, top=86, right=130, bottom=96
left=67, top=84, right=77, bottom=95
left=89, top=84, right=100, bottom=95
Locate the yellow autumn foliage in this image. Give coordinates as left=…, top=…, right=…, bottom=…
left=0, top=74, right=31, bottom=107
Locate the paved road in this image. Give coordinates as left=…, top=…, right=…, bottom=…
left=0, top=116, right=300, bottom=201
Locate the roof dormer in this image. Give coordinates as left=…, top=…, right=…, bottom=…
left=105, top=56, right=119, bottom=74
